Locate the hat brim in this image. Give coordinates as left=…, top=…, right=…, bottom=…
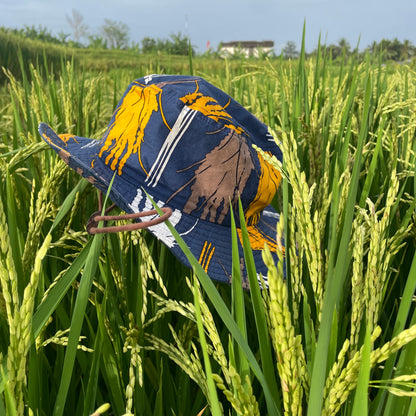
left=39, top=122, right=282, bottom=287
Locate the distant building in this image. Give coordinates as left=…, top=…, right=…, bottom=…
left=219, top=40, right=274, bottom=58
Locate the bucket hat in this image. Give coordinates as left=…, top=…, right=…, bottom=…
left=39, top=74, right=283, bottom=287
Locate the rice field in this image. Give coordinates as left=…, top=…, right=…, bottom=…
left=1, top=34, right=416, bottom=415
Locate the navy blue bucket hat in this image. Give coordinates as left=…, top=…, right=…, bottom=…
left=39, top=74, right=283, bottom=287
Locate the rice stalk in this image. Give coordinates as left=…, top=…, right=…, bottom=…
left=371, top=70, right=400, bottom=123
left=213, top=368, right=260, bottom=416
left=262, top=219, right=308, bottom=415
left=5, top=141, right=49, bottom=175
left=40, top=328, right=94, bottom=352
left=6, top=233, right=51, bottom=414
left=288, top=204, right=303, bottom=327
left=322, top=338, right=351, bottom=407
left=370, top=374, right=416, bottom=397
left=148, top=278, right=230, bottom=382
left=364, top=169, right=399, bottom=332
left=336, top=162, right=352, bottom=234
left=29, top=63, right=52, bottom=124
left=21, top=159, right=67, bottom=274
left=316, top=141, right=332, bottom=231
left=131, top=230, right=168, bottom=323
left=2, top=68, right=28, bottom=138
left=59, top=60, right=77, bottom=130
left=146, top=290, right=196, bottom=325
left=326, top=69, right=358, bottom=138
left=145, top=327, right=209, bottom=399
left=0, top=186, right=19, bottom=323
left=0, top=197, right=20, bottom=408
left=322, top=326, right=382, bottom=416
left=279, top=129, right=325, bottom=316
left=79, top=74, right=104, bottom=137
left=323, top=323, right=416, bottom=415
left=349, top=212, right=367, bottom=355
left=122, top=312, right=143, bottom=413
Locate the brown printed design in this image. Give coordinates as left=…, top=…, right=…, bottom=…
left=168, top=130, right=254, bottom=224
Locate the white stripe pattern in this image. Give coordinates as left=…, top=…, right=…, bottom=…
left=145, top=106, right=198, bottom=188
left=129, top=188, right=183, bottom=248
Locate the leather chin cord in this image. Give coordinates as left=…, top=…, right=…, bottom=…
left=86, top=192, right=173, bottom=235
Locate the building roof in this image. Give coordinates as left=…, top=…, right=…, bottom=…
left=220, top=40, right=274, bottom=48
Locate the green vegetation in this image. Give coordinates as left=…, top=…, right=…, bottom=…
left=0, top=27, right=243, bottom=85
left=0, top=24, right=194, bottom=54
left=1, top=27, right=416, bottom=415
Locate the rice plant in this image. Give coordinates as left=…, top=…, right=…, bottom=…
left=1, top=32, right=416, bottom=416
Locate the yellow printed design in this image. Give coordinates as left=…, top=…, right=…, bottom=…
left=244, top=151, right=282, bottom=225
left=236, top=151, right=283, bottom=254
left=99, top=83, right=163, bottom=175
left=198, top=241, right=216, bottom=272
left=58, top=134, right=79, bottom=145
left=236, top=226, right=281, bottom=252
left=180, top=83, right=246, bottom=136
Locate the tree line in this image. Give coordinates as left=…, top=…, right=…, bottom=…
left=1, top=24, right=193, bottom=56
left=1, top=9, right=194, bottom=56
left=283, top=37, right=416, bottom=62
left=2, top=10, right=416, bottom=62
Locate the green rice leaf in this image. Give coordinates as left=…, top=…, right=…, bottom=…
left=193, top=276, right=222, bottom=415
left=230, top=205, right=250, bottom=381
left=32, top=239, right=92, bottom=339
left=237, top=199, right=281, bottom=403
left=52, top=231, right=104, bottom=416
left=49, top=178, right=89, bottom=233
left=1, top=366, right=16, bottom=416
left=96, top=298, right=125, bottom=416
left=351, top=328, right=372, bottom=416
left=83, top=298, right=106, bottom=416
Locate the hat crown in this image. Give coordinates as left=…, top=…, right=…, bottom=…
left=95, top=75, right=282, bottom=227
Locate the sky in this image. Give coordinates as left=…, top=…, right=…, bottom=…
left=1, top=0, right=415, bottom=54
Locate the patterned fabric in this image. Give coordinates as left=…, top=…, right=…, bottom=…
left=39, top=74, right=284, bottom=287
